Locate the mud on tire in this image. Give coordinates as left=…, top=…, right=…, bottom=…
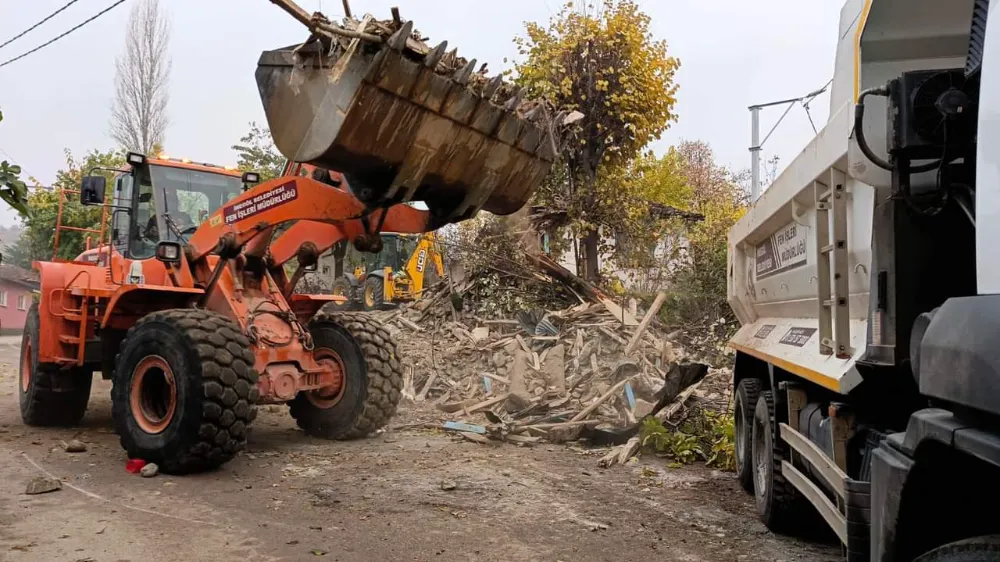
left=289, top=311, right=403, bottom=439
left=362, top=276, right=385, bottom=311
left=734, top=378, right=762, bottom=494
left=330, top=276, right=356, bottom=310
left=752, top=389, right=802, bottom=531
left=19, top=303, right=93, bottom=426
left=112, top=309, right=259, bottom=474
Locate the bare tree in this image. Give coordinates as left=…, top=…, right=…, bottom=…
left=110, top=0, right=171, bottom=154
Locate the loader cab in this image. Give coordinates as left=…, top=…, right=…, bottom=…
left=111, top=154, right=247, bottom=260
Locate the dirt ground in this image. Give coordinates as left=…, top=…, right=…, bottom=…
left=0, top=335, right=840, bottom=562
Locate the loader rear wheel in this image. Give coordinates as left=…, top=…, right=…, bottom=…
left=363, top=276, right=384, bottom=311
left=112, top=309, right=259, bottom=474
left=330, top=276, right=355, bottom=310
left=19, top=303, right=93, bottom=426
left=752, top=390, right=800, bottom=531
left=734, top=378, right=762, bottom=494
left=289, top=312, right=402, bottom=439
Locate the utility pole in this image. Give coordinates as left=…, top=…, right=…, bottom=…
left=750, top=106, right=761, bottom=202
left=748, top=80, right=832, bottom=202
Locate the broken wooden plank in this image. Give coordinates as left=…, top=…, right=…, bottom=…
left=483, top=372, right=511, bottom=385
left=598, top=435, right=641, bottom=468
left=654, top=379, right=705, bottom=423
left=436, top=398, right=480, bottom=414
left=571, top=376, right=636, bottom=422
left=624, top=292, right=667, bottom=356
left=459, top=431, right=491, bottom=444
left=598, top=326, right=627, bottom=346
left=600, top=297, right=639, bottom=327
left=516, top=335, right=532, bottom=354
left=503, top=434, right=541, bottom=445
left=463, top=393, right=510, bottom=414
left=397, top=317, right=424, bottom=332
left=417, top=370, right=439, bottom=402
left=402, top=365, right=416, bottom=402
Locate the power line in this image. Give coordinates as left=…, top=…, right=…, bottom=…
left=0, top=0, right=82, bottom=52
left=0, top=0, right=127, bottom=70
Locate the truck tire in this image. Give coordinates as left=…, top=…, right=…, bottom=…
left=752, top=390, right=799, bottom=531
left=330, top=276, right=355, bottom=310
left=19, top=303, right=93, bottom=426
left=914, top=536, right=1000, bottom=561
left=289, top=312, right=402, bottom=439
left=362, top=276, right=385, bottom=311
left=734, top=378, right=762, bottom=494
left=112, top=309, right=259, bottom=474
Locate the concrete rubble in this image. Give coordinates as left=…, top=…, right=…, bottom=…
left=381, top=279, right=723, bottom=456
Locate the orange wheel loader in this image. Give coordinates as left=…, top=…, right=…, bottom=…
left=19, top=2, right=571, bottom=474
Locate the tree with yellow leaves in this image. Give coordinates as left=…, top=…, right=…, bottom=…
left=514, top=0, right=681, bottom=280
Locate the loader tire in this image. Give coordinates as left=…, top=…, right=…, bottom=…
left=112, top=309, right=259, bottom=474
left=734, top=378, right=762, bottom=494
left=289, top=312, right=402, bottom=439
left=362, top=276, right=385, bottom=311
left=19, top=303, right=93, bottom=426
left=330, top=276, right=355, bottom=310
left=752, top=390, right=801, bottom=531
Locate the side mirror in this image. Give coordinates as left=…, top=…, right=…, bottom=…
left=155, top=241, right=182, bottom=264
left=80, top=176, right=106, bottom=206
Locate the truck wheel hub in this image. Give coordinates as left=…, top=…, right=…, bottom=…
left=306, top=348, right=346, bottom=409
left=131, top=355, right=177, bottom=434
left=753, top=414, right=768, bottom=493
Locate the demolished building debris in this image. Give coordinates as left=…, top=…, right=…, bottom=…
left=379, top=270, right=730, bottom=464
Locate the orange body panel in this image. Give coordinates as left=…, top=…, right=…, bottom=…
left=37, top=173, right=436, bottom=404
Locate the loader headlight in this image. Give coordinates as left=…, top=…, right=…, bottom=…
left=155, top=241, right=182, bottom=264
left=126, top=152, right=147, bottom=166
left=242, top=172, right=261, bottom=184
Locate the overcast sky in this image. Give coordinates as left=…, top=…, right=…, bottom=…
left=0, top=0, right=844, bottom=226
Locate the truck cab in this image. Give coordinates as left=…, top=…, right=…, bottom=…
left=727, top=1, right=1000, bottom=560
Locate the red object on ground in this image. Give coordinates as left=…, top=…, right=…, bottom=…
left=125, top=459, right=147, bottom=474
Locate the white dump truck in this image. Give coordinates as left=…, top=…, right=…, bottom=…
left=727, top=0, right=1000, bottom=560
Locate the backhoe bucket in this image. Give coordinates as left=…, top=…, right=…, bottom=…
left=256, top=27, right=559, bottom=224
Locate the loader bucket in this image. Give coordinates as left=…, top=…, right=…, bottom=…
left=256, top=24, right=560, bottom=224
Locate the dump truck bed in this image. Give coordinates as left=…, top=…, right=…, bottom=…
left=727, top=103, right=873, bottom=394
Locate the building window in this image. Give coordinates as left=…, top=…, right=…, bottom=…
left=0, top=291, right=8, bottom=307
left=17, top=295, right=27, bottom=311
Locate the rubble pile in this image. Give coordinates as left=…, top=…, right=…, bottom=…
left=381, top=280, right=724, bottom=448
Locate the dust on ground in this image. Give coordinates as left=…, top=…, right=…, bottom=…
left=0, top=335, right=839, bottom=562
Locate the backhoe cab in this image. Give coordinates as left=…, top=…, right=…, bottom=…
left=327, top=231, right=446, bottom=311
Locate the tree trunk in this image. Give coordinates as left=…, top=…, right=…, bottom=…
left=581, top=230, right=601, bottom=281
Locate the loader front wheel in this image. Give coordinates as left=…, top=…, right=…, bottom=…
left=362, top=276, right=384, bottom=311
left=19, top=303, right=93, bottom=426
left=112, top=309, right=259, bottom=474
left=289, top=312, right=403, bottom=439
